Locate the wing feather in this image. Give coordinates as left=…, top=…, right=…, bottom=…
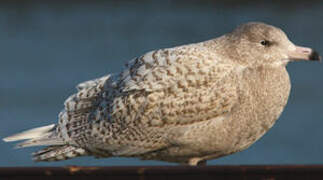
left=113, top=44, right=240, bottom=127
left=104, top=44, right=240, bottom=156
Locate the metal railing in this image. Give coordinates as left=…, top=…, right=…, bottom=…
left=1, top=165, right=323, bottom=179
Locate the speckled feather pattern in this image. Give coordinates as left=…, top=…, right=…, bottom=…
left=55, top=41, right=242, bottom=161
left=6, top=22, right=305, bottom=165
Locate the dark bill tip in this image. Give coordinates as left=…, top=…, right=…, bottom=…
left=309, top=50, right=321, bottom=61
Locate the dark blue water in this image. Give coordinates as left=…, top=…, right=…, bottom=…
left=1, top=1, right=323, bottom=166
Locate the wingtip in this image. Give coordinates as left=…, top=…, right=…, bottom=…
left=2, top=124, right=56, bottom=143
left=2, top=135, right=23, bottom=142
left=2, top=137, right=12, bottom=142
left=2, top=136, right=25, bottom=149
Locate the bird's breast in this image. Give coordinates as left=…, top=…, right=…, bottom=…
left=229, top=66, right=291, bottom=151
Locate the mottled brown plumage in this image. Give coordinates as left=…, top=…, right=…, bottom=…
left=3, top=22, right=320, bottom=165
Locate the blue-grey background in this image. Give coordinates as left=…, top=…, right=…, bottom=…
left=0, top=0, right=323, bottom=166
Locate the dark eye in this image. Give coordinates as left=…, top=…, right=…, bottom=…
left=260, top=40, right=270, bottom=46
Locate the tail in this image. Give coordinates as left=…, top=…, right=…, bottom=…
left=2, top=74, right=111, bottom=161
left=3, top=124, right=88, bottom=161
left=32, top=145, right=88, bottom=162
left=3, top=124, right=62, bottom=148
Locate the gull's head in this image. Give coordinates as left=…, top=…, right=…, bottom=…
left=223, top=22, right=321, bottom=67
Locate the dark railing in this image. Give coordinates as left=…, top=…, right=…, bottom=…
left=1, top=165, right=323, bottom=179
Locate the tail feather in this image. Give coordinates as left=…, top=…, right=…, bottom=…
left=32, top=145, right=88, bottom=162
left=3, top=125, right=88, bottom=161
left=2, top=124, right=66, bottom=149
left=15, top=137, right=63, bottom=148
left=3, top=124, right=55, bottom=142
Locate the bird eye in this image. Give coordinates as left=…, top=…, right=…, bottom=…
left=260, top=40, right=270, bottom=46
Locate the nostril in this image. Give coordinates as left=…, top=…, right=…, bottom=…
left=302, top=50, right=310, bottom=53
left=295, top=46, right=312, bottom=54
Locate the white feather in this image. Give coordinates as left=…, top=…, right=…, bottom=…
left=3, top=124, right=55, bottom=142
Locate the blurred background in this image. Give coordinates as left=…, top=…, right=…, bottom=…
left=0, top=0, right=323, bottom=166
